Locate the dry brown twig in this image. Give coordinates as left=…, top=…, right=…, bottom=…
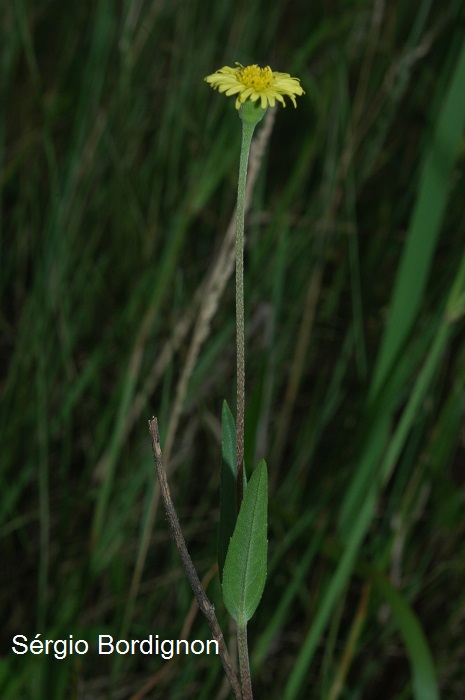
left=148, top=417, right=242, bottom=700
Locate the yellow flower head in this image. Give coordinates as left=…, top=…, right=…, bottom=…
left=204, top=62, right=304, bottom=110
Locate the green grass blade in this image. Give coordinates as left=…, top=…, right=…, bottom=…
left=371, top=33, right=465, bottom=399
left=284, top=491, right=373, bottom=700
left=373, top=574, right=439, bottom=700
left=286, top=299, right=458, bottom=698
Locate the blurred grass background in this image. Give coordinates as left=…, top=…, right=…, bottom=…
left=2, top=0, right=465, bottom=698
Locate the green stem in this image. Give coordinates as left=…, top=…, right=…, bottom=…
left=237, top=622, right=253, bottom=700
left=235, top=118, right=256, bottom=513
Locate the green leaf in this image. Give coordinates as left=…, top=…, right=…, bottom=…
left=373, top=574, right=439, bottom=700
left=222, top=459, right=268, bottom=625
left=218, top=400, right=237, bottom=582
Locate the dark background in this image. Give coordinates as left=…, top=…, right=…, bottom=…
left=2, top=0, right=465, bottom=698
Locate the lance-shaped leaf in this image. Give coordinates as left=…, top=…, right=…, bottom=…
left=222, top=459, right=268, bottom=625
left=218, top=400, right=237, bottom=582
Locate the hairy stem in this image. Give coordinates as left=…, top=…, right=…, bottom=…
left=235, top=119, right=256, bottom=513
left=237, top=622, right=252, bottom=700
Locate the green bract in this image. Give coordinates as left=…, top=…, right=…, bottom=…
left=239, top=100, right=267, bottom=126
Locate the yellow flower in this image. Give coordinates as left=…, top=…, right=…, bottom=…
left=204, top=62, right=304, bottom=109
